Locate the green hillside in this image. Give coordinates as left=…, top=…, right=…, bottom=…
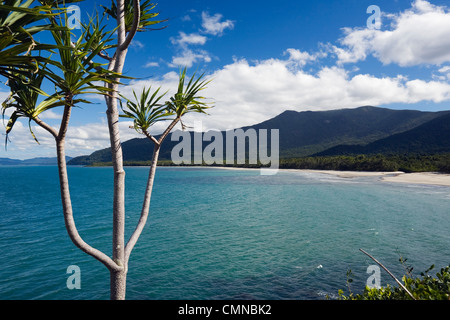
left=0, top=156, right=72, bottom=166
left=316, top=112, right=450, bottom=156
left=68, top=106, right=450, bottom=166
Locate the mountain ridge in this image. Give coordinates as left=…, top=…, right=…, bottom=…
left=0, top=156, right=73, bottom=166
left=67, top=106, right=450, bottom=166
left=315, top=111, right=450, bottom=156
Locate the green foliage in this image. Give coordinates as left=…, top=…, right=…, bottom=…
left=119, top=86, right=170, bottom=134
left=279, top=154, right=450, bottom=173
left=1, top=66, right=64, bottom=144
left=0, top=0, right=83, bottom=79
left=338, top=264, right=450, bottom=300
left=119, top=68, right=212, bottom=137
left=101, top=0, right=167, bottom=33
left=2, top=3, right=120, bottom=144
left=166, top=68, right=212, bottom=119
left=43, top=13, right=118, bottom=97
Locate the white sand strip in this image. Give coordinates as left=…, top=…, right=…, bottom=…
left=382, top=172, right=450, bottom=186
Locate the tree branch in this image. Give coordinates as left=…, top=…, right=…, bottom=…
left=57, top=98, right=72, bottom=141
left=359, top=248, right=417, bottom=300
left=119, top=0, right=141, bottom=51
left=33, top=116, right=58, bottom=139
left=124, top=117, right=179, bottom=263
left=35, top=99, right=123, bottom=272
left=158, top=117, right=180, bottom=145
left=124, top=143, right=160, bottom=264
left=98, top=50, right=113, bottom=62
left=143, top=130, right=160, bottom=146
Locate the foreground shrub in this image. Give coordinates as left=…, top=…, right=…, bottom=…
left=338, top=264, right=450, bottom=300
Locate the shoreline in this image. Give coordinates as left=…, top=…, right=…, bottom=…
left=380, top=172, right=450, bottom=187
left=79, top=164, right=450, bottom=187
left=298, top=169, right=450, bottom=186
left=195, top=166, right=450, bottom=186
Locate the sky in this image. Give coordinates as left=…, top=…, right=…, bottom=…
left=1, top=0, right=450, bottom=160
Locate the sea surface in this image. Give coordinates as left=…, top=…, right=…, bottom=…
left=0, top=166, right=449, bottom=300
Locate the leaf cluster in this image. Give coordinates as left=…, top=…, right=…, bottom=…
left=101, top=0, right=167, bottom=32
left=119, top=68, right=213, bottom=136
left=0, top=0, right=54, bottom=77
left=1, top=1, right=122, bottom=144
left=338, top=264, right=450, bottom=300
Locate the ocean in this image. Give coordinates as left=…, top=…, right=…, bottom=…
left=0, top=166, right=449, bottom=300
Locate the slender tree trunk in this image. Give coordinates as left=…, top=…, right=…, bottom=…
left=124, top=145, right=160, bottom=266
left=124, top=118, right=180, bottom=265
left=53, top=135, right=121, bottom=273
left=104, top=0, right=142, bottom=299
left=106, top=92, right=127, bottom=299
left=106, top=0, right=132, bottom=299
left=110, top=267, right=127, bottom=300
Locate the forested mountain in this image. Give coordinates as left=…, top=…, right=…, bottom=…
left=0, top=156, right=72, bottom=166
left=316, top=112, right=450, bottom=156
left=67, top=106, right=450, bottom=166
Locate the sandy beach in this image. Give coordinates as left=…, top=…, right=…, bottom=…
left=308, top=169, right=450, bottom=186
left=381, top=172, right=450, bottom=186
left=214, top=166, right=450, bottom=187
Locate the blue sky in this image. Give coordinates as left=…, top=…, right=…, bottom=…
left=2, top=0, right=450, bottom=159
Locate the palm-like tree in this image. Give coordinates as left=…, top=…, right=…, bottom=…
left=119, top=68, right=213, bottom=270
left=2, top=11, right=123, bottom=274
left=0, top=0, right=81, bottom=79
left=2, top=0, right=214, bottom=300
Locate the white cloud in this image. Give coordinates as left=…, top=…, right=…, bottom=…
left=334, top=0, right=450, bottom=66
left=284, top=48, right=327, bottom=68
left=0, top=90, right=10, bottom=103
left=170, top=48, right=211, bottom=68
left=40, top=110, right=62, bottom=120
left=167, top=12, right=234, bottom=69
left=145, top=61, right=159, bottom=68
left=121, top=54, right=450, bottom=132
left=169, top=31, right=209, bottom=69
left=181, top=15, right=191, bottom=22
left=171, top=31, right=207, bottom=46
left=1, top=117, right=144, bottom=159
left=438, top=65, right=450, bottom=79
left=201, top=12, right=234, bottom=36
left=130, top=40, right=145, bottom=50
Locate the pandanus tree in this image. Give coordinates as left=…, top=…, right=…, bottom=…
left=0, top=0, right=60, bottom=78
left=119, top=68, right=212, bottom=272
left=1, top=0, right=213, bottom=300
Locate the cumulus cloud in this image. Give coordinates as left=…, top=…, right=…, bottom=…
left=144, top=61, right=159, bottom=68
left=284, top=48, right=327, bottom=69
left=170, top=48, right=211, bottom=68
left=121, top=53, right=450, bottom=132
left=0, top=90, right=10, bottom=102
left=334, top=0, right=450, bottom=66
left=169, top=12, right=234, bottom=68
left=170, top=31, right=207, bottom=46
left=201, top=12, right=235, bottom=36
left=437, top=66, right=450, bottom=80
left=39, top=110, right=62, bottom=120
left=1, top=116, right=144, bottom=160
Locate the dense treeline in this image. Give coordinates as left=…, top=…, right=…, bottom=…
left=91, top=153, right=450, bottom=173
left=279, top=154, right=450, bottom=173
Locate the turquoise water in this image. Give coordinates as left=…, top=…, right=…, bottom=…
left=0, top=166, right=449, bottom=300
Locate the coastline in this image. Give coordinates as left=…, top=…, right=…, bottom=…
left=210, top=166, right=450, bottom=186
left=80, top=164, right=450, bottom=187
left=296, top=169, right=450, bottom=186
left=380, top=172, right=450, bottom=187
